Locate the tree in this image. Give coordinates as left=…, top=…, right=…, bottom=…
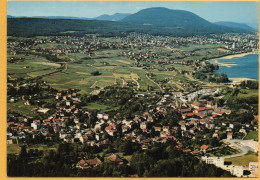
left=91, top=71, right=101, bottom=76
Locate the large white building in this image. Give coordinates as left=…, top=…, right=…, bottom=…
left=201, top=156, right=224, bottom=168
left=249, top=162, right=258, bottom=173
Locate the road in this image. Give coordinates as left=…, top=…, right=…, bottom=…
left=145, top=72, right=164, bottom=93
left=221, top=139, right=249, bottom=158
left=132, top=78, right=140, bottom=90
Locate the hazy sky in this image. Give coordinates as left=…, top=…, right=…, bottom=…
left=8, top=1, right=259, bottom=24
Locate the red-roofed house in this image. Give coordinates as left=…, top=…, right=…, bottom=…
left=200, top=144, right=209, bottom=153
left=194, top=107, right=213, bottom=116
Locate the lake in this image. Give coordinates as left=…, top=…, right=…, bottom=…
left=211, top=54, right=259, bottom=80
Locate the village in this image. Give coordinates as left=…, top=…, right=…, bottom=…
left=7, top=78, right=258, bottom=177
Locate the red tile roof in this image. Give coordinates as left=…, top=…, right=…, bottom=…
left=200, top=144, right=209, bottom=150
left=196, top=107, right=213, bottom=111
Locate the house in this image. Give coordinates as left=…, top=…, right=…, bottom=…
left=154, top=126, right=161, bottom=132
left=213, top=110, right=224, bottom=116
left=162, top=126, right=170, bottom=133
left=227, top=132, right=233, bottom=140
left=104, top=114, right=109, bottom=120
left=107, top=129, right=117, bottom=136
left=200, top=144, right=209, bottom=153
left=205, top=121, right=215, bottom=129
left=76, top=158, right=102, bottom=169
left=206, top=101, right=218, bottom=109
left=249, top=162, right=258, bottom=173
left=80, top=135, right=88, bottom=144
left=229, top=124, right=234, bottom=129
left=191, top=149, right=200, bottom=155
left=191, top=101, right=204, bottom=109
left=194, top=107, right=213, bottom=116
left=97, top=113, right=104, bottom=119
left=142, top=144, right=149, bottom=150
left=31, top=122, right=40, bottom=130
left=122, top=125, right=129, bottom=133
left=239, top=128, right=247, bottom=134
left=109, top=154, right=124, bottom=164
left=182, top=113, right=205, bottom=119
left=140, top=122, right=147, bottom=129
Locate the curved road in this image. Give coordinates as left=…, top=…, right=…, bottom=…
left=132, top=78, right=140, bottom=90
left=221, top=139, right=249, bottom=158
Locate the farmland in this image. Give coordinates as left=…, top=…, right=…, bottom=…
left=7, top=36, right=227, bottom=95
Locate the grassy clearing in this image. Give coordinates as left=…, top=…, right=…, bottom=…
left=82, top=102, right=118, bottom=112
left=7, top=144, right=21, bottom=154
left=244, top=131, right=258, bottom=141
left=225, top=151, right=258, bottom=167
left=238, top=89, right=258, bottom=98
left=7, top=143, right=58, bottom=155
left=7, top=101, right=37, bottom=118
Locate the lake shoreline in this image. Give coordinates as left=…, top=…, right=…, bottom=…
left=207, top=52, right=259, bottom=81
left=229, top=78, right=257, bottom=85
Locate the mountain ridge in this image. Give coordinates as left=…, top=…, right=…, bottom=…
left=7, top=7, right=252, bottom=37
left=214, top=21, right=256, bottom=32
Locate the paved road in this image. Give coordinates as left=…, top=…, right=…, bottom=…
left=221, top=139, right=249, bottom=158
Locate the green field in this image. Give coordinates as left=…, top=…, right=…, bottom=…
left=244, top=131, right=258, bottom=141
left=238, top=89, right=259, bottom=98
left=7, top=101, right=37, bottom=119
left=7, top=36, right=229, bottom=94
left=7, top=144, right=58, bottom=154
left=225, top=151, right=258, bottom=168
left=82, top=102, right=119, bottom=112
left=7, top=144, right=21, bottom=154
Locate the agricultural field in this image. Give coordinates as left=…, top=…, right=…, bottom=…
left=7, top=36, right=230, bottom=95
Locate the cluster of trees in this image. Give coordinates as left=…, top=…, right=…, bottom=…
left=193, top=63, right=229, bottom=83
left=8, top=141, right=233, bottom=177
left=90, top=71, right=101, bottom=76
left=240, top=80, right=258, bottom=89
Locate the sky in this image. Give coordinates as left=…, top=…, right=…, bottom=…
left=7, top=1, right=259, bottom=26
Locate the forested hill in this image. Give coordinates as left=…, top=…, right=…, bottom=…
left=8, top=7, right=250, bottom=37
left=121, top=7, right=212, bottom=27
left=215, top=21, right=256, bottom=32
left=120, top=7, right=248, bottom=33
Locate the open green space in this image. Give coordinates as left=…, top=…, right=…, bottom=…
left=7, top=101, right=37, bottom=119
left=7, top=143, right=58, bottom=155
left=238, top=89, right=259, bottom=98
left=7, top=144, right=21, bottom=154
left=82, top=102, right=119, bottom=112
left=244, top=131, right=258, bottom=141
left=209, top=146, right=241, bottom=157
left=225, top=151, right=258, bottom=167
